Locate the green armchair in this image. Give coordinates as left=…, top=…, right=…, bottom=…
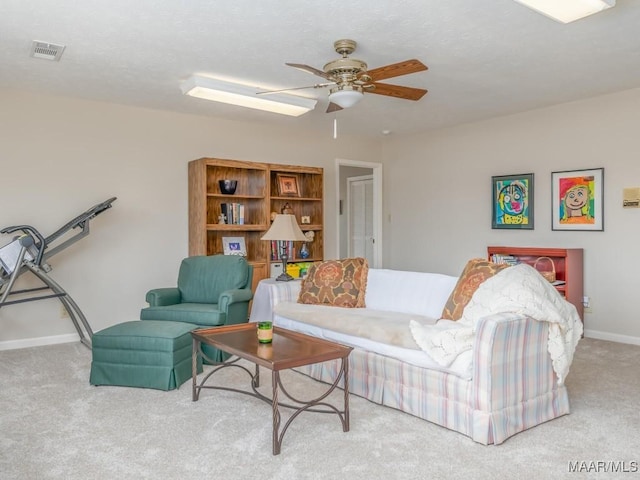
left=140, top=255, right=253, bottom=362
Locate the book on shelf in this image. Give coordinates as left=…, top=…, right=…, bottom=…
left=220, top=203, right=245, bottom=225
left=270, top=240, right=294, bottom=260
left=490, top=254, right=519, bottom=265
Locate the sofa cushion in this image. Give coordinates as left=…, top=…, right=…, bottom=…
left=276, top=301, right=437, bottom=348
left=298, top=258, right=368, bottom=308
left=441, top=258, right=509, bottom=320
left=365, top=269, right=458, bottom=317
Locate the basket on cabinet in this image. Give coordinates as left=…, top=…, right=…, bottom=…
left=534, top=256, right=556, bottom=283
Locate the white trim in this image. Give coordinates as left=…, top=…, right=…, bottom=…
left=0, top=333, right=80, bottom=351
left=336, top=158, right=383, bottom=268
left=584, top=329, right=640, bottom=346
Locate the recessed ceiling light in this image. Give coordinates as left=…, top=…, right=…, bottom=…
left=513, top=0, right=615, bottom=24
left=180, top=75, right=317, bottom=117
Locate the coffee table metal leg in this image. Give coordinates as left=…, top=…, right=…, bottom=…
left=253, top=363, right=260, bottom=389
left=192, top=338, right=200, bottom=401
left=343, top=356, right=350, bottom=432
left=272, top=370, right=282, bottom=455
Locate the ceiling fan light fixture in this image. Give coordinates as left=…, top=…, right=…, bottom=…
left=328, top=85, right=364, bottom=109
left=513, top=0, right=615, bottom=23
left=180, top=75, right=317, bottom=117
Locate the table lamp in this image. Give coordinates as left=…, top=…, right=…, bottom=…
left=261, top=214, right=308, bottom=281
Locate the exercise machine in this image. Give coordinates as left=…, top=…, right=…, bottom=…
left=0, top=197, right=117, bottom=348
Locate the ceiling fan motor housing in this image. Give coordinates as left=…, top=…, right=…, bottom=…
left=323, top=58, right=368, bottom=83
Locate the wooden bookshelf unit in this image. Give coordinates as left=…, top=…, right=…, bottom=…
left=487, top=246, right=584, bottom=321
left=188, top=158, right=323, bottom=292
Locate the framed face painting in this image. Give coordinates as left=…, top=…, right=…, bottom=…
left=491, top=173, right=534, bottom=229
left=551, top=168, right=604, bottom=231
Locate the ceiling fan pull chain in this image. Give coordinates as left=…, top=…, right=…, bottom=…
left=333, top=116, right=338, bottom=139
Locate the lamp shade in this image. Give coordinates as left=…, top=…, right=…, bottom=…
left=328, top=85, right=364, bottom=109
left=261, top=214, right=308, bottom=241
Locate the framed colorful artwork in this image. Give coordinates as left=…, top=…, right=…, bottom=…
left=551, top=168, right=604, bottom=231
left=491, top=173, right=534, bottom=229
left=276, top=174, right=300, bottom=197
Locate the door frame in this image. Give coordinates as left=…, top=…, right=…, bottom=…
left=335, top=158, right=383, bottom=268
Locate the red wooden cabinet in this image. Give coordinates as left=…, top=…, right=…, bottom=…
left=488, top=246, right=584, bottom=321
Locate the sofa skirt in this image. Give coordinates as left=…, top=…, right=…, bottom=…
left=295, top=346, right=570, bottom=445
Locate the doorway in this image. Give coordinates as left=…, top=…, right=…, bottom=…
left=347, top=174, right=373, bottom=261
left=336, top=159, right=382, bottom=268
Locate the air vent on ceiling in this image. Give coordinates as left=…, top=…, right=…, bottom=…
left=30, top=41, right=66, bottom=61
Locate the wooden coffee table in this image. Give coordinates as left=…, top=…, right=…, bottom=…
left=191, top=323, right=353, bottom=455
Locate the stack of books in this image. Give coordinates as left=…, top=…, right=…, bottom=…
left=220, top=203, right=245, bottom=225
left=270, top=240, right=294, bottom=260
left=490, top=254, right=519, bottom=265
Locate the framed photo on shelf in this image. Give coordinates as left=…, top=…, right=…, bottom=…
left=276, top=174, right=300, bottom=197
left=551, top=168, right=604, bottom=231
left=491, top=173, right=534, bottom=229
left=222, top=237, right=247, bottom=256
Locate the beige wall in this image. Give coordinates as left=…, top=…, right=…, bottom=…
left=381, top=86, right=640, bottom=344
left=0, top=88, right=380, bottom=346
left=3, top=85, right=640, bottom=347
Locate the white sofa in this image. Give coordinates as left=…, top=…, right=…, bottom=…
left=254, top=266, right=580, bottom=445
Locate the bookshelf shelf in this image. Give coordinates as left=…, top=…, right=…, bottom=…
left=189, top=158, right=324, bottom=292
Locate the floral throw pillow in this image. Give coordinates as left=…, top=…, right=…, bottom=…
left=297, top=258, right=368, bottom=308
left=441, top=258, right=510, bottom=320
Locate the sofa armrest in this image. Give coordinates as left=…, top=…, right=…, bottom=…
left=145, top=288, right=181, bottom=307
left=472, top=313, right=557, bottom=412
left=470, top=312, right=570, bottom=445
left=218, top=288, right=253, bottom=312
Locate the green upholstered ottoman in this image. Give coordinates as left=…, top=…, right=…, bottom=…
left=90, top=320, right=202, bottom=391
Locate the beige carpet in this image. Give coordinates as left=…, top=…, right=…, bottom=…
left=0, top=337, right=638, bottom=479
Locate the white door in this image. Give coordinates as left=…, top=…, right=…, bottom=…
left=347, top=175, right=374, bottom=263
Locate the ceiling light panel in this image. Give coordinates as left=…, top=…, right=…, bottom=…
left=513, top=0, right=615, bottom=23
left=180, top=76, right=317, bottom=117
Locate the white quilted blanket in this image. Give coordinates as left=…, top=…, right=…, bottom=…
left=410, top=263, right=583, bottom=384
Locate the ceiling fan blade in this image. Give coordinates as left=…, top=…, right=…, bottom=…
left=256, top=83, right=333, bottom=95
left=366, top=82, right=428, bottom=101
left=286, top=63, right=334, bottom=81
left=366, top=59, right=428, bottom=82
left=326, top=102, right=343, bottom=113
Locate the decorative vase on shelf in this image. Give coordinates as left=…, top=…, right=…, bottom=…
left=218, top=179, right=237, bottom=195
left=299, top=242, right=310, bottom=259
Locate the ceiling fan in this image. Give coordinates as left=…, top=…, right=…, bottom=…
left=261, top=39, right=428, bottom=113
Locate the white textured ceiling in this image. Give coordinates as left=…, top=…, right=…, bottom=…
left=2, top=1, right=640, bottom=138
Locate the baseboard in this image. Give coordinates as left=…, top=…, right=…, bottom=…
left=584, top=329, right=640, bottom=346
left=0, top=333, right=80, bottom=351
